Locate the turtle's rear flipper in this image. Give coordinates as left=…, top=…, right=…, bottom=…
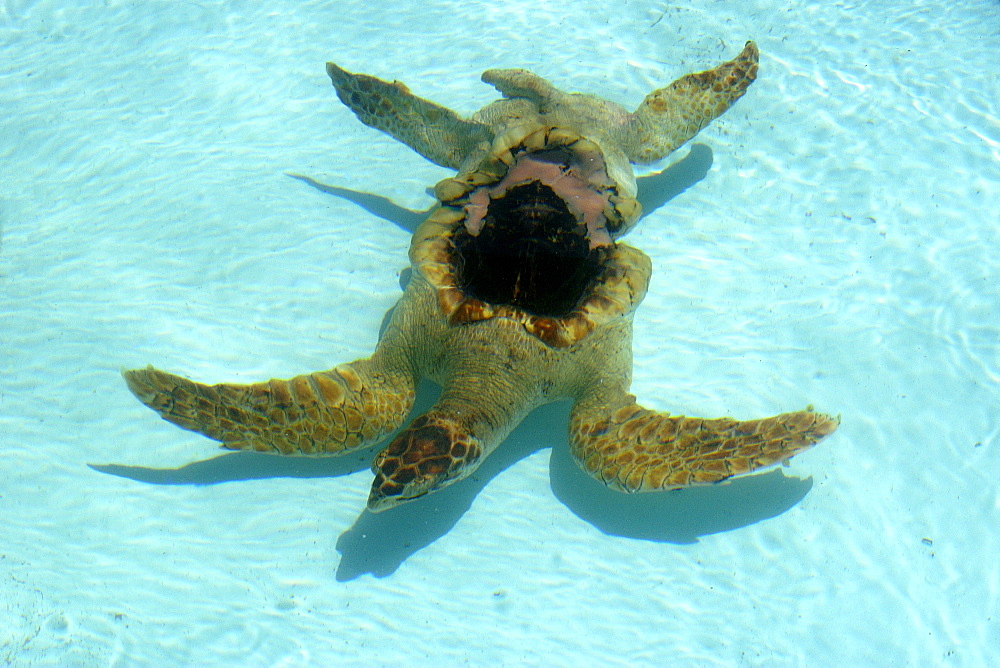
left=123, top=360, right=414, bottom=456
left=623, top=41, right=759, bottom=164
left=326, top=62, right=492, bottom=170
left=568, top=392, right=838, bottom=492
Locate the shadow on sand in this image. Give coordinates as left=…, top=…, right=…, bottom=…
left=96, top=393, right=810, bottom=580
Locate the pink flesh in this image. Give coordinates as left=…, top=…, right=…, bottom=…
left=463, top=150, right=613, bottom=249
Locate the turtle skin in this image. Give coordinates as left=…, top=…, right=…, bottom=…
left=124, top=42, right=839, bottom=512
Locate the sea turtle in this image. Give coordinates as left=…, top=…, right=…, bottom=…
left=124, top=42, right=838, bottom=512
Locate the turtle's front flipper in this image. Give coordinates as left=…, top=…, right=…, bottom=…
left=568, top=389, right=838, bottom=492
left=123, top=356, right=415, bottom=456
left=622, top=41, right=759, bottom=164
left=326, top=62, right=492, bottom=170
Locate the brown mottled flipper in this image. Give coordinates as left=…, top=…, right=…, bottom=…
left=623, top=41, right=760, bottom=164
left=569, top=392, right=839, bottom=492
left=326, top=62, right=492, bottom=170
left=122, top=357, right=415, bottom=456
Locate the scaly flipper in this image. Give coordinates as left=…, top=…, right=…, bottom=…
left=123, top=355, right=415, bottom=456
left=569, top=388, right=838, bottom=492
left=622, top=41, right=760, bottom=164
left=326, top=62, right=492, bottom=170
left=480, top=68, right=561, bottom=104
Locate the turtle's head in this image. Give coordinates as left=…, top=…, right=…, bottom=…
left=366, top=415, right=483, bottom=512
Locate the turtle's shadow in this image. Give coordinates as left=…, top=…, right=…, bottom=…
left=287, top=143, right=715, bottom=234
left=95, top=388, right=811, bottom=581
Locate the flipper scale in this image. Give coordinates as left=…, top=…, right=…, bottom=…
left=123, top=361, right=414, bottom=456
left=622, top=41, right=760, bottom=163
left=326, top=62, right=492, bottom=170
left=570, top=393, right=839, bottom=492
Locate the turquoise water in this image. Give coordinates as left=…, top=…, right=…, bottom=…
left=2, top=0, right=998, bottom=664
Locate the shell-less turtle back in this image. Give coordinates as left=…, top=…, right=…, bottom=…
left=123, top=42, right=838, bottom=514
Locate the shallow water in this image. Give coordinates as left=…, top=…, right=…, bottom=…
left=2, top=0, right=998, bottom=664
